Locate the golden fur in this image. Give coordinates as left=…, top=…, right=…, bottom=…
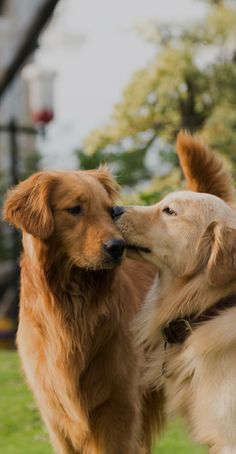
left=115, top=133, right=236, bottom=453
left=177, top=131, right=235, bottom=203
left=3, top=168, right=161, bottom=454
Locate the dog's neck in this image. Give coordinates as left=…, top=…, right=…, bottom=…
left=142, top=269, right=236, bottom=351
left=22, top=232, right=115, bottom=297
left=21, top=233, right=119, bottom=361
left=155, top=267, right=236, bottom=328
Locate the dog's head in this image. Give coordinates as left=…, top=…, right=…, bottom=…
left=114, top=191, right=236, bottom=287
left=114, top=128, right=236, bottom=289
left=3, top=168, right=126, bottom=270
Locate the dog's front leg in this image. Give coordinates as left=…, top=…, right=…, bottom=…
left=46, top=420, right=79, bottom=454
left=88, top=394, right=141, bottom=454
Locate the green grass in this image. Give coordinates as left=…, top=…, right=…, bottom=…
left=0, top=351, right=51, bottom=454
left=0, top=351, right=206, bottom=454
left=154, top=422, right=206, bottom=454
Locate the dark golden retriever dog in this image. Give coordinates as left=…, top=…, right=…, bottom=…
left=115, top=133, right=236, bottom=453
left=3, top=168, right=160, bottom=454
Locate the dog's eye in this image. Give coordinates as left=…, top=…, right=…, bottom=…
left=162, top=207, right=177, bottom=216
left=66, top=205, right=81, bottom=215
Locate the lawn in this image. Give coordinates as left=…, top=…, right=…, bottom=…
left=0, top=351, right=206, bottom=453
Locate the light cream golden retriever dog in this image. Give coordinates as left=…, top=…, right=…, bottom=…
left=115, top=132, right=236, bottom=454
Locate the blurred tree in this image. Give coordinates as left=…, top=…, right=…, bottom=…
left=77, top=0, right=236, bottom=189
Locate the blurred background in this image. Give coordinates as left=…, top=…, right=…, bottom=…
left=0, top=0, right=235, bottom=452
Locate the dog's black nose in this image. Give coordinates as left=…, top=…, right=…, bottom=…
left=111, top=206, right=125, bottom=219
left=103, top=239, right=126, bottom=260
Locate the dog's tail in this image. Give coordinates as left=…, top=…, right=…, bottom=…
left=176, top=131, right=235, bottom=203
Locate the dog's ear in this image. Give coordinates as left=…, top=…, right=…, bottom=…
left=3, top=172, right=56, bottom=239
left=187, top=221, right=236, bottom=287
left=176, top=131, right=234, bottom=203
left=206, top=222, right=236, bottom=287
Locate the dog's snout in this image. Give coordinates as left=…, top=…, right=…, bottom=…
left=103, top=238, right=126, bottom=260
left=111, top=206, right=125, bottom=220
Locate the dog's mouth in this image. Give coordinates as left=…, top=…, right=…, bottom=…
left=126, top=244, right=151, bottom=254
left=103, top=252, right=125, bottom=269
left=85, top=257, right=124, bottom=271
left=104, top=256, right=124, bottom=267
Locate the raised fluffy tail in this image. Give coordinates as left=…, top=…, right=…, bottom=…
left=176, top=131, right=235, bottom=203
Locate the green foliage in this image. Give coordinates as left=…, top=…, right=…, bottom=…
left=120, top=169, right=182, bottom=206
left=77, top=0, right=236, bottom=196
left=77, top=140, right=152, bottom=186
